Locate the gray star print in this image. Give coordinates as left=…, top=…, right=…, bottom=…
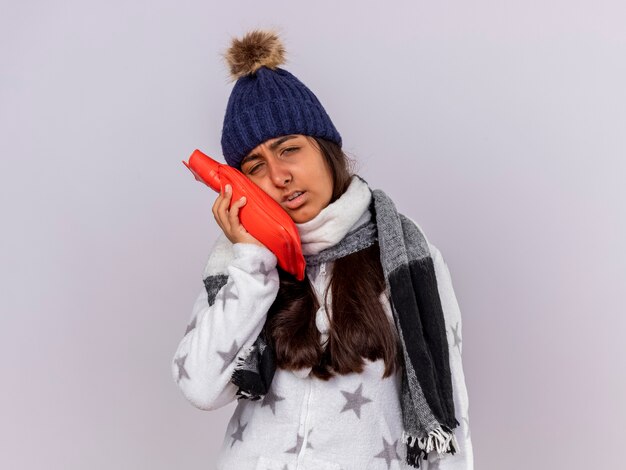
left=184, top=315, right=197, bottom=335
left=340, top=383, right=372, bottom=419
left=174, top=354, right=190, bottom=382
left=230, top=418, right=247, bottom=447
left=284, top=428, right=314, bottom=454
left=373, top=436, right=401, bottom=469
left=261, top=387, right=285, bottom=415
left=217, top=340, right=240, bottom=373
left=451, top=322, right=462, bottom=354
left=230, top=401, right=245, bottom=425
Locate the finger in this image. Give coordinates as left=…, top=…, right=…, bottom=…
left=217, top=204, right=231, bottom=234
left=213, top=183, right=226, bottom=211
left=213, top=204, right=225, bottom=231
left=228, top=196, right=246, bottom=228
left=218, top=180, right=233, bottom=206
left=214, top=199, right=232, bottom=235
left=218, top=183, right=232, bottom=216
left=212, top=193, right=221, bottom=219
left=212, top=192, right=225, bottom=225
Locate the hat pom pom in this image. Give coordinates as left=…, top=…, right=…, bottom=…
left=223, top=29, right=286, bottom=81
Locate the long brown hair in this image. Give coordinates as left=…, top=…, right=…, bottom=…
left=262, top=136, right=402, bottom=380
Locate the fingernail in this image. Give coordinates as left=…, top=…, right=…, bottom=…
left=225, top=184, right=231, bottom=192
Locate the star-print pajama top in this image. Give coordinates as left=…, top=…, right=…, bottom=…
left=172, top=178, right=473, bottom=470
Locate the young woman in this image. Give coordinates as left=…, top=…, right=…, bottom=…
left=172, top=29, right=474, bottom=470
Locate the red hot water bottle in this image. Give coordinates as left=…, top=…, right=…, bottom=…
left=182, top=149, right=306, bottom=281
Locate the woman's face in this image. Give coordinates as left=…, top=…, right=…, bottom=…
left=240, top=134, right=334, bottom=223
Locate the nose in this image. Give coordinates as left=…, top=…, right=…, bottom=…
left=267, top=158, right=292, bottom=187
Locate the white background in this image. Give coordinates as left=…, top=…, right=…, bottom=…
left=1, top=1, right=624, bottom=469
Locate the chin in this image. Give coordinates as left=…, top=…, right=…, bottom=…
left=291, top=214, right=310, bottom=224
left=291, top=208, right=320, bottom=224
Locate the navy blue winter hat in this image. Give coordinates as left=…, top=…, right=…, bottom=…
left=220, top=29, right=342, bottom=169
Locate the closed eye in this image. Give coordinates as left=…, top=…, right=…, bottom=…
left=248, top=162, right=264, bottom=174
left=281, top=146, right=299, bottom=156
left=247, top=147, right=299, bottom=175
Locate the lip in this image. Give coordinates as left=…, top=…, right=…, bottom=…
left=282, top=190, right=305, bottom=202
left=284, top=191, right=307, bottom=209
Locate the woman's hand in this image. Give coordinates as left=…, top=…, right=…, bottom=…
left=212, top=183, right=265, bottom=248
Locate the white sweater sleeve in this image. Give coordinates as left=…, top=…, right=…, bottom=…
left=428, top=242, right=474, bottom=470
left=171, top=240, right=280, bottom=411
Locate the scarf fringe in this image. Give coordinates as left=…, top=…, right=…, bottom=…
left=402, top=425, right=459, bottom=455
left=230, top=343, right=265, bottom=401
left=234, top=388, right=261, bottom=400
left=233, top=342, right=257, bottom=372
